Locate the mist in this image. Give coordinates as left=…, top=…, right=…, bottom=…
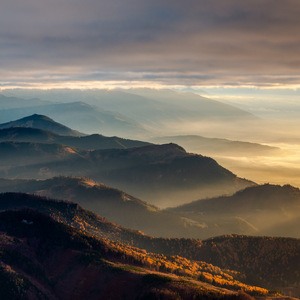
left=1, top=87, right=300, bottom=191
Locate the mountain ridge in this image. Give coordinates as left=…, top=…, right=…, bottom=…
left=150, top=135, right=281, bottom=156
left=0, top=126, right=150, bottom=150
left=0, top=114, right=83, bottom=137
left=167, top=183, right=300, bottom=238
left=0, top=101, right=147, bottom=137
left=1, top=89, right=259, bottom=138
left=0, top=192, right=299, bottom=298
left=0, top=139, right=254, bottom=207
left=0, top=176, right=211, bottom=238
left=2, top=208, right=262, bottom=300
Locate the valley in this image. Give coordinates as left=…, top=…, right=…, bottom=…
left=1, top=2, right=300, bottom=299
left=0, top=89, right=299, bottom=299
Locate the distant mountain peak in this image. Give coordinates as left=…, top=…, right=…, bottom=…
left=0, top=114, right=84, bottom=137
left=24, top=113, right=53, bottom=120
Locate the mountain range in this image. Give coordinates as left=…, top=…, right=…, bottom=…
left=168, top=184, right=300, bottom=238
left=0, top=89, right=258, bottom=138
left=0, top=91, right=299, bottom=300
left=0, top=94, right=51, bottom=109
left=0, top=176, right=206, bottom=238
left=2, top=207, right=263, bottom=300
left=0, top=192, right=299, bottom=298
left=0, top=141, right=254, bottom=207
left=0, top=115, right=254, bottom=207
left=0, top=114, right=82, bottom=136
left=150, top=135, right=281, bottom=157
left=0, top=117, right=150, bottom=150
left=1, top=114, right=297, bottom=238
left=1, top=176, right=299, bottom=240
left=0, top=101, right=146, bottom=137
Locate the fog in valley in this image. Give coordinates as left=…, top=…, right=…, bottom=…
left=2, top=88, right=300, bottom=190
left=1, top=0, right=300, bottom=298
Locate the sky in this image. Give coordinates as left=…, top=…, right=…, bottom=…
left=1, top=0, right=300, bottom=90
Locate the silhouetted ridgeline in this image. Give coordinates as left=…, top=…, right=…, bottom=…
left=0, top=114, right=83, bottom=136
left=0, top=176, right=208, bottom=238
left=168, top=184, right=300, bottom=238
left=0, top=140, right=254, bottom=207
left=0, top=89, right=258, bottom=138
left=0, top=101, right=147, bottom=137
left=0, top=126, right=150, bottom=150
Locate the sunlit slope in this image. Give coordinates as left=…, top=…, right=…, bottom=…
left=1, top=208, right=266, bottom=300
left=0, top=192, right=299, bottom=298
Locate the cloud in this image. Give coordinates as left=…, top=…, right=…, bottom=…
left=1, top=0, right=300, bottom=87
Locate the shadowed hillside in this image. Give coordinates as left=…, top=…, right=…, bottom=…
left=168, top=184, right=300, bottom=238
left=0, top=176, right=209, bottom=238
left=0, top=127, right=150, bottom=150
left=0, top=142, right=254, bottom=207
left=0, top=142, right=81, bottom=167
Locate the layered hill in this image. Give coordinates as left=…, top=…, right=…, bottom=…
left=2, top=88, right=257, bottom=124
left=0, top=141, right=254, bottom=207
left=0, top=141, right=81, bottom=168
left=0, top=101, right=147, bottom=137
left=0, top=193, right=299, bottom=298
left=0, top=127, right=150, bottom=150
left=0, top=176, right=207, bottom=238
left=150, top=135, right=281, bottom=157
left=168, top=184, right=300, bottom=238
left=0, top=114, right=82, bottom=136
left=1, top=89, right=260, bottom=140
left=1, top=208, right=266, bottom=300
left=127, top=88, right=256, bottom=121
left=0, top=94, right=51, bottom=109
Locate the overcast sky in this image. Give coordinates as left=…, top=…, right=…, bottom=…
left=1, top=0, right=300, bottom=89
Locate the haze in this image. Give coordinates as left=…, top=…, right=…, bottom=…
left=0, top=0, right=300, bottom=228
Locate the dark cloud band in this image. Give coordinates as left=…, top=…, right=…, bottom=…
left=1, top=0, right=300, bottom=87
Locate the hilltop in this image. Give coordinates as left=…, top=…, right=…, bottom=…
left=0, top=114, right=83, bottom=136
